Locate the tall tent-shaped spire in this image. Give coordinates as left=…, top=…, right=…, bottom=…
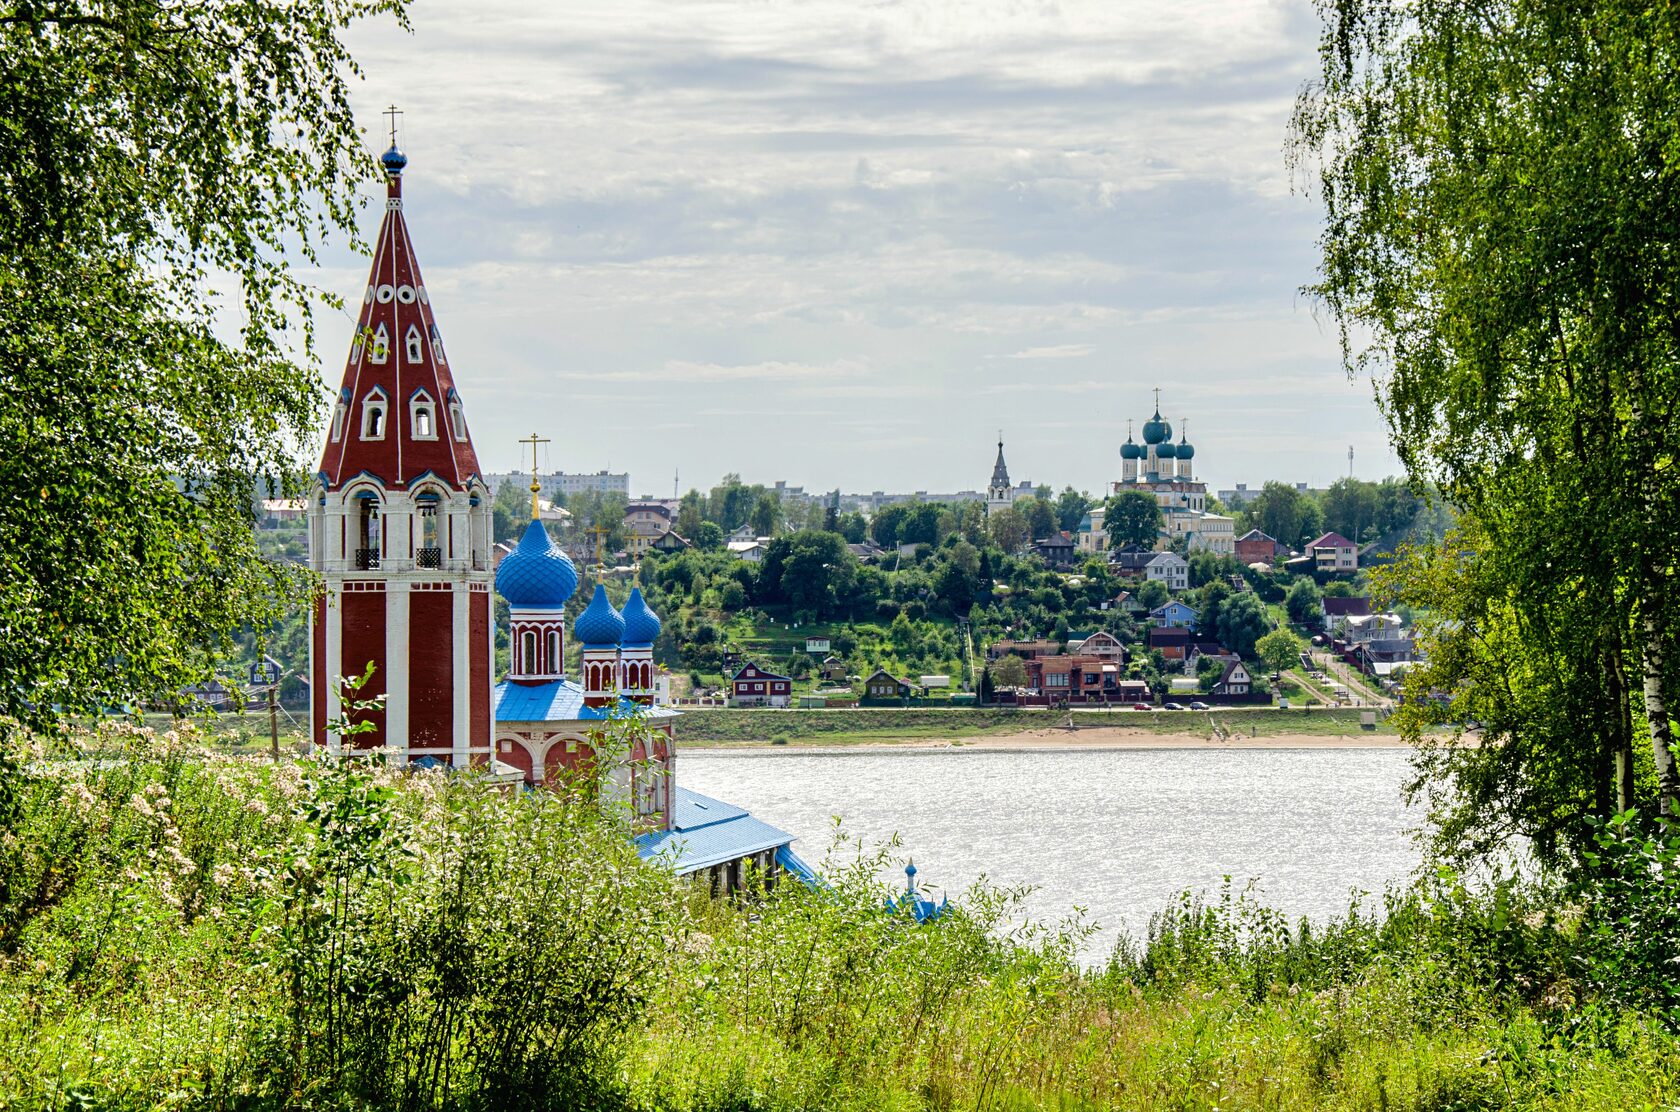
left=307, top=122, right=495, bottom=769
left=317, top=136, right=481, bottom=490
left=990, top=437, right=1011, bottom=489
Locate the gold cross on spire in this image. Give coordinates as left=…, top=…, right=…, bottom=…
left=1153, top=386, right=1161, bottom=412
left=518, top=432, right=550, bottom=519
left=383, top=104, right=403, bottom=148
left=586, top=522, right=610, bottom=570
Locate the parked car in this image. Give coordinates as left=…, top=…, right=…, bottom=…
left=1163, top=702, right=1187, bottom=711
left=1189, top=700, right=1211, bottom=711
left=1129, top=702, right=1154, bottom=711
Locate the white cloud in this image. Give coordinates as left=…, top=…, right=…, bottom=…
left=304, top=0, right=1390, bottom=493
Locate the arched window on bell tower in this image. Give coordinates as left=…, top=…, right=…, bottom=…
left=546, top=630, right=561, bottom=674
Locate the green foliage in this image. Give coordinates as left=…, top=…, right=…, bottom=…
left=1104, top=491, right=1162, bottom=549
left=1294, top=0, right=1680, bottom=830
left=989, top=653, right=1028, bottom=689
left=1575, top=812, right=1680, bottom=1020
left=1240, top=482, right=1323, bottom=552
left=1134, top=577, right=1170, bottom=609
left=1285, top=576, right=1323, bottom=625
left=1216, top=592, right=1271, bottom=659
left=1256, top=628, right=1305, bottom=676
left=0, top=0, right=409, bottom=729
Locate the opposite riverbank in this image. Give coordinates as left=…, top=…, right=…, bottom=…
left=673, top=706, right=1403, bottom=749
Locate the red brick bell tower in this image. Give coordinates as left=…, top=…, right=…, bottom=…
left=308, top=120, right=494, bottom=764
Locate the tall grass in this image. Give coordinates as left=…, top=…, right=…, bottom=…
left=1, top=722, right=1676, bottom=1110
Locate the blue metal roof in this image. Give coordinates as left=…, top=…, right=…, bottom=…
left=620, top=587, right=662, bottom=648
left=574, top=584, right=625, bottom=647
left=493, top=679, right=678, bottom=723
left=635, top=787, right=798, bottom=875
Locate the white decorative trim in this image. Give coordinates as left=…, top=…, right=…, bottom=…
left=376, top=284, right=395, bottom=303
left=453, top=588, right=471, bottom=766
left=385, top=582, right=410, bottom=757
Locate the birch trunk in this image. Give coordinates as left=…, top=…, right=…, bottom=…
left=1643, top=611, right=1679, bottom=816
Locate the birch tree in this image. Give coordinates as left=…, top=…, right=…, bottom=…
left=0, top=0, right=408, bottom=730
left=1294, top=0, right=1680, bottom=819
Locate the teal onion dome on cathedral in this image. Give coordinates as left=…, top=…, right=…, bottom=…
left=574, top=583, right=625, bottom=647
left=495, top=519, right=578, bottom=608
left=1121, top=435, right=1143, bottom=460
left=1157, top=440, right=1177, bottom=460
left=620, top=587, right=662, bottom=648
left=1176, top=435, right=1195, bottom=460
left=1142, top=409, right=1172, bottom=445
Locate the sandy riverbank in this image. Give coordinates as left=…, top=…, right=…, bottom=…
left=695, top=725, right=1414, bottom=753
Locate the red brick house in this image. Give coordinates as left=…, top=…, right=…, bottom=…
left=1235, top=529, right=1283, bottom=564
left=731, top=663, right=792, bottom=707
left=1027, top=654, right=1147, bottom=703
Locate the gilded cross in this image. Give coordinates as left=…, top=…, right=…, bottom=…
left=518, top=432, right=550, bottom=519
left=586, top=522, right=611, bottom=569
left=384, top=104, right=403, bottom=148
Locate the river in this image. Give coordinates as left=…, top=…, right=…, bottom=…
left=678, top=745, right=1422, bottom=960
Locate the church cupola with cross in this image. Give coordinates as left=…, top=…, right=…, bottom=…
left=308, top=109, right=495, bottom=764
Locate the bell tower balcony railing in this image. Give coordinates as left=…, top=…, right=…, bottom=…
left=355, top=548, right=381, bottom=570
left=416, top=547, right=443, bottom=569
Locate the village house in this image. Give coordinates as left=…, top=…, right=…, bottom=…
left=1146, top=625, right=1192, bottom=662
left=1145, top=551, right=1190, bottom=592
left=863, top=669, right=915, bottom=700
left=622, top=501, right=676, bottom=557
left=818, top=656, right=848, bottom=683
left=1108, top=544, right=1157, bottom=578
left=1149, top=600, right=1198, bottom=628
left=1212, top=660, right=1253, bottom=695
left=987, top=638, right=1059, bottom=662
left=649, top=530, right=690, bottom=553
left=730, top=662, right=792, bottom=707
left=1308, top=531, right=1360, bottom=574
left=1234, top=529, right=1284, bottom=564
left=1027, top=654, right=1148, bottom=704
left=1031, top=531, right=1078, bottom=569
left=1321, top=595, right=1374, bottom=636
left=1068, top=630, right=1127, bottom=660
left=727, top=539, right=768, bottom=562
left=805, top=636, right=831, bottom=654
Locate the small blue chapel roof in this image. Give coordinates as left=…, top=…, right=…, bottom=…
left=636, top=787, right=814, bottom=878
left=620, top=587, right=662, bottom=648
left=574, top=584, right=625, bottom=647
left=493, top=678, right=679, bottom=723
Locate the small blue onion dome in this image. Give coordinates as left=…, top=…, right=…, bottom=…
left=620, top=587, right=662, bottom=648
left=1176, top=436, right=1195, bottom=460
left=1121, top=435, right=1143, bottom=460
left=1157, top=440, right=1177, bottom=460
left=380, top=143, right=408, bottom=176
left=495, top=520, right=578, bottom=608
left=1142, top=409, right=1172, bottom=445
left=574, top=583, right=625, bottom=647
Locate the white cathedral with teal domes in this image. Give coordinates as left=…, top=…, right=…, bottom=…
left=1110, top=393, right=1235, bottom=555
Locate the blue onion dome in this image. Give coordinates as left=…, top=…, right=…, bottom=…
left=1121, top=435, right=1143, bottom=460
left=574, top=583, right=625, bottom=647
left=1142, top=409, right=1172, bottom=445
left=495, top=519, right=578, bottom=608
left=1157, top=440, right=1177, bottom=459
left=1176, top=435, right=1195, bottom=461
left=380, top=143, right=408, bottom=175
left=620, top=587, right=662, bottom=648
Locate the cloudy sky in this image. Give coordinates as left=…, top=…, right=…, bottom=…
left=310, top=0, right=1397, bottom=498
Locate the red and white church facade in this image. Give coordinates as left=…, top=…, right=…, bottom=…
left=308, top=134, right=810, bottom=886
